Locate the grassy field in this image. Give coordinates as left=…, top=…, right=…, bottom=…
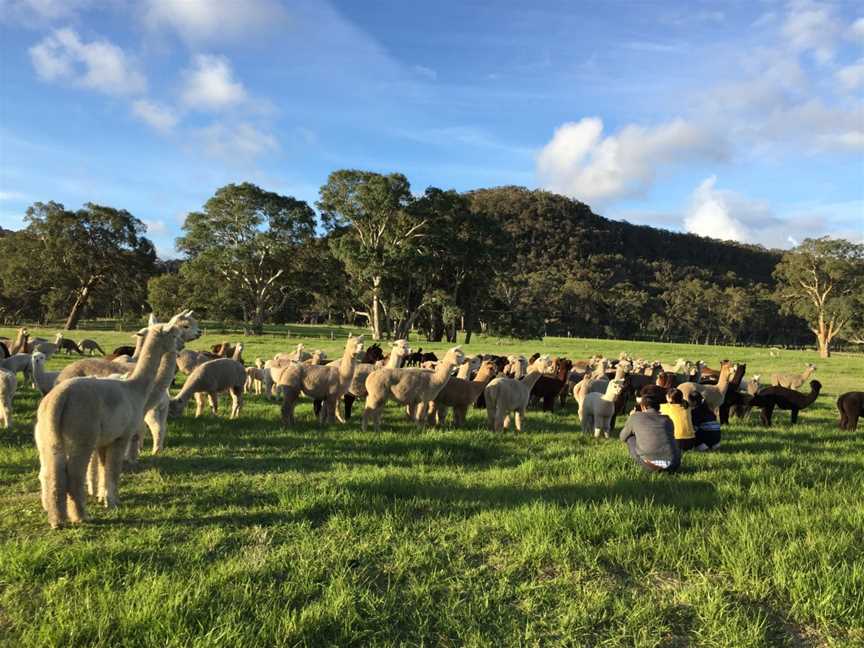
left=0, top=324, right=862, bottom=647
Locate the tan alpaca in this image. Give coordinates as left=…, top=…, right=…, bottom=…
left=9, top=328, right=29, bottom=355
left=34, top=321, right=183, bottom=528
left=678, top=361, right=733, bottom=412
left=274, top=343, right=310, bottom=363
left=772, top=363, right=816, bottom=389
left=245, top=359, right=266, bottom=395
left=484, top=356, right=551, bottom=432
left=0, top=367, right=16, bottom=429
left=346, top=340, right=410, bottom=400
left=581, top=379, right=624, bottom=438
left=362, top=346, right=464, bottom=432
left=30, top=351, right=59, bottom=395
left=429, top=360, right=498, bottom=427
left=169, top=358, right=247, bottom=419
left=277, top=335, right=364, bottom=425
left=456, top=355, right=482, bottom=380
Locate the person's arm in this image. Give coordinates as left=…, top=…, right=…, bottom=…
left=619, top=414, right=635, bottom=442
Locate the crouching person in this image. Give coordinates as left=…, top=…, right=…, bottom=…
left=619, top=394, right=681, bottom=473
left=689, top=391, right=721, bottom=451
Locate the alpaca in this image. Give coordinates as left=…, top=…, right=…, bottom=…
left=33, top=333, right=64, bottom=358
left=837, top=391, right=864, bottom=431
left=31, top=352, right=59, bottom=395
left=531, top=357, right=573, bottom=411
left=362, top=346, right=464, bottom=432
left=484, top=356, right=551, bottom=432
left=581, top=379, right=625, bottom=438
left=0, top=341, right=7, bottom=359
left=678, top=362, right=733, bottom=413
left=58, top=336, right=84, bottom=355
left=168, top=358, right=247, bottom=419
left=278, top=335, right=364, bottom=425
left=274, top=344, right=309, bottom=363
left=245, top=358, right=266, bottom=395
left=573, top=374, right=610, bottom=421
left=0, top=353, right=33, bottom=388
left=304, top=350, right=328, bottom=365
left=336, top=339, right=410, bottom=420
left=79, top=339, right=105, bottom=355
left=176, top=349, right=217, bottom=374
left=9, top=328, right=29, bottom=355
left=747, top=380, right=822, bottom=427
left=772, top=363, right=816, bottom=389
left=429, top=360, right=498, bottom=427
left=34, top=321, right=184, bottom=528
left=0, top=367, right=15, bottom=429
left=717, top=363, right=747, bottom=424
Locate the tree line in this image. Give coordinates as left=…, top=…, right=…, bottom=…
left=1, top=171, right=862, bottom=356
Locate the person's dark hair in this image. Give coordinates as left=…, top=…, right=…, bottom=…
left=656, top=372, right=673, bottom=388
left=666, top=388, right=686, bottom=405
left=690, top=391, right=704, bottom=406
left=641, top=394, right=662, bottom=411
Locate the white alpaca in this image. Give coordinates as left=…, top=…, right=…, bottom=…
left=0, top=367, right=16, bottom=429
left=484, top=356, right=551, bottom=432
left=31, top=351, right=59, bottom=395
left=581, top=379, right=624, bottom=438
left=34, top=321, right=184, bottom=528
left=169, top=358, right=247, bottom=419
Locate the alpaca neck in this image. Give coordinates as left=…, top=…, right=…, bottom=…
left=339, top=342, right=357, bottom=381
left=522, top=369, right=545, bottom=391
left=146, top=352, right=179, bottom=409
left=805, top=387, right=820, bottom=405
left=716, top=366, right=732, bottom=396
left=431, top=356, right=457, bottom=387
left=232, top=346, right=242, bottom=361
left=387, top=352, right=405, bottom=369
left=127, top=330, right=170, bottom=393
left=802, top=366, right=814, bottom=381
left=456, top=362, right=474, bottom=379
left=131, top=334, right=145, bottom=360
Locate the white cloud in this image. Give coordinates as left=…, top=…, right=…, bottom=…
left=851, top=17, right=864, bottom=43
left=0, top=0, right=89, bottom=24
left=412, top=65, right=437, bottom=81
left=181, top=54, right=247, bottom=111
left=836, top=59, right=864, bottom=91
left=29, top=28, right=146, bottom=96
left=683, top=176, right=762, bottom=242
left=0, top=190, right=28, bottom=201
left=132, top=99, right=179, bottom=132
left=143, top=218, right=167, bottom=234
left=536, top=117, right=726, bottom=203
left=782, top=0, right=841, bottom=63
left=144, top=0, right=287, bottom=43
left=194, top=122, right=278, bottom=161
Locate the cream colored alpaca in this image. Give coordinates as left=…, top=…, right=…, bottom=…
left=0, top=353, right=33, bottom=387
left=678, top=361, right=733, bottom=413
left=245, top=359, right=266, bottom=395
left=0, top=367, right=16, bottom=429
left=274, top=343, right=310, bottom=363
left=34, top=321, right=183, bottom=528
left=772, top=363, right=816, bottom=389
left=581, top=379, right=624, bottom=438
left=484, top=356, right=551, bottom=432
left=169, top=358, right=247, bottom=419
left=345, top=339, right=409, bottom=401
left=573, top=374, right=610, bottom=421
left=31, top=351, right=59, bottom=395
left=430, top=360, right=498, bottom=427
left=362, top=346, right=464, bottom=432
left=278, top=335, right=364, bottom=425
left=456, top=355, right=482, bottom=380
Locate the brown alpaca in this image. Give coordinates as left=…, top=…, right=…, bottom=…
left=748, top=380, right=822, bottom=427
left=9, top=328, right=29, bottom=355
left=837, top=391, right=863, bottom=431
left=429, top=360, right=498, bottom=427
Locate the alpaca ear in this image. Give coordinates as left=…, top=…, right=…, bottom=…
left=148, top=313, right=158, bottom=326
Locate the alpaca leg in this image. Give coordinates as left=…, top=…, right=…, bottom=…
left=66, top=448, right=92, bottom=523
left=453, top=406, right=467, bottom=427
left=208, top=393, right=218, bottom=415
left=125, top=430, right=142, bottom=464
left=38, top=437, right=68, bottom=528
left=313, top=399, right=323, bottom=417
left=486, top=404, right=496, bottom=431
left=850, top=411, right=859, bottom=431
left=761, top=404, right=774, bottom=427
left=344, top=394, right=356, bottom=420
left=790, top=408, right=799, bottom=424
left=102, top=440, right=127, bottom=509
left=281, top=389, right=299, bottom=426
left=144, top=404, right=167, bottom=454
left=582, top=413, right=592, bottom=435
left=194, top=393, right=205, bottom=417
left=514, top=409, right=524, bottom=432
left=415, top=401, right=429, bottom=428
left=230, top=387, right=243, bottom=419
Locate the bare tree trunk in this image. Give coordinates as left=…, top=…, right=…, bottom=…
left=371, top=275, right=382, bottom=341
left=64, top=285, right=91, bottom=330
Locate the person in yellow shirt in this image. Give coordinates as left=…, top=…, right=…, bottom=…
left=660, top=388, right=698, bottom=451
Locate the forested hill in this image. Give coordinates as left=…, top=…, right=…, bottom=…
left=468, top=186, right=781, bottom=286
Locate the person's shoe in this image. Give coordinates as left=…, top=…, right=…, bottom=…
left=696, top=443, right=709, bottom=451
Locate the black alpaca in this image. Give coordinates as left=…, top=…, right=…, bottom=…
left=58, top=338, right=84, bottom=355
left=837, top=391, right=863, bottom=431
left=748, top=380, right=822, bottom=427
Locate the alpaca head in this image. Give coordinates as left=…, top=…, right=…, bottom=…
left=149, top=323, right=185, bottom=354
left=606, top=379, right=625, bottom=397
left=443, top=345, right=464, bottom=366
left=531, top=354, right=552, bottom=373
left=166, top=310, right=202, bottom=342
left=465, top=355, right=482, bottom=373
left=54, top=332, right=63, bottom=343
left=32, top=351, right=46, bottom=367
left=255, top=357, right=265, bottom=369
left=391, top=339, right=410, bottom=357
left=809, top=380, right=822, bottom=394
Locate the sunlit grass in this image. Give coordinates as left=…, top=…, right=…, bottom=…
left=1, top=324, right=862, bottom=646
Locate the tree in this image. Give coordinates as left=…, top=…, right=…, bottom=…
left=773, top=237, right=864, bottom=357
left=1, top=202, right=156, bottom=329
left=176, top=183, right=316, bottom=334
left=318, top=170, right=427, bottom=340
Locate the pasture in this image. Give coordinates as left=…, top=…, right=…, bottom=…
left=0, top=324, right=862, bottom=647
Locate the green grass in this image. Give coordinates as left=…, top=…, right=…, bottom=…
left=1, top=324, right=862, bottom=647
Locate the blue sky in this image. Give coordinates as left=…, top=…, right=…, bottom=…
left=0, top=0, right=861, bottom=257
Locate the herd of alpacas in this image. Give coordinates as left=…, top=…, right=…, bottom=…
left=0, top=313, right=861, bottom=529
